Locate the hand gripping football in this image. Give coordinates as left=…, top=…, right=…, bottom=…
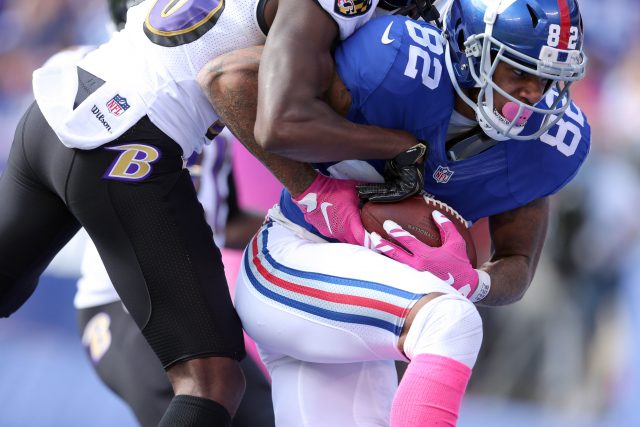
left=361, top=195, right=478, bottom=267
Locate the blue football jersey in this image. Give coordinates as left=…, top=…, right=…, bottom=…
left=279, top=15, right=590, bottom=233
left=335, top=16, right=454, bottom=141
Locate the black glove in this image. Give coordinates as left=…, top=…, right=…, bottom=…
left=357, top=142, right=428, bottom=203
left=383, top=1, right=441, bottom=22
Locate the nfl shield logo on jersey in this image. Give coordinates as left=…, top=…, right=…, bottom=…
left=433, top=165, right=454, bottom=183
left=106, top=94, right=130, bottom=116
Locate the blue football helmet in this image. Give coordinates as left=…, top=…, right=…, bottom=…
left=442, top=0, right=587, bottom=140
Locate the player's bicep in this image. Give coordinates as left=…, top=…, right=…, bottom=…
left=489, top=197, right=549, bottom=270
left=324, top=71, right=353, bottom=118
left=260, top=0, right=338, bottom=110
left=197, top=46, right=263, bottom=108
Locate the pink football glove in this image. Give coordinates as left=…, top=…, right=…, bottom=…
left=370, top=211, right=490, bottom=302
left=293, top=173, right=372, bottom=247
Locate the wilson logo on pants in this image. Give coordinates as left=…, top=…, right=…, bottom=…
left=104, top=144, right=160, bottom=181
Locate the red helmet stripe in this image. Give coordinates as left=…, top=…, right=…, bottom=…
left=557, top=0, right=571, bottom=49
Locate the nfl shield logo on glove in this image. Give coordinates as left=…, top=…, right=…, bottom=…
left=106, top=94, right=130, bottom=116
left=433, top=165, right=454, bottom=184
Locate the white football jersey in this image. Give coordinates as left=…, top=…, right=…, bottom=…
left=35, top=0, right=267, bottom=157
left=33, top=0, right=383, bottom=158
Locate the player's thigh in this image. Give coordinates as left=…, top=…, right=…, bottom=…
left=267, top=357, right=396, bottom=427
left=0, top=103, right=80, bottom=316
left=67, top=119, right=244, bottom=367
left=78, top=301, right=172, bottom=427
left=236, top=219, right=459, bottom=363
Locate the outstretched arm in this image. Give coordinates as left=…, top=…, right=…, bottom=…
left=478, top=197, right=549, bottom=306
left=253, top=0, right=419, bottom=162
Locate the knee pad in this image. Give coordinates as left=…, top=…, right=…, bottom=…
left=403, top=293, right=483, bottom=369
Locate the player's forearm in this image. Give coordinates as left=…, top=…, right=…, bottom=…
left=476, top=256, right=536, bottom=306
left=475, top=198, right=549, bottom=306
left=257, top=93, right=419, bottom=162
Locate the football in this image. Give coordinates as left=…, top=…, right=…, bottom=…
left=361, top=195, right=478, bottom=267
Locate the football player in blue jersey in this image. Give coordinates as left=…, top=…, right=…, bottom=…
left=199, top=0, right=588, bottom=425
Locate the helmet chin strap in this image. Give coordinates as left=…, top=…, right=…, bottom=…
left=476, top=91, right=513, bottom=141
left=444, top=40, right=515, bottom=142
left=475, top=1, right=511, bottom=141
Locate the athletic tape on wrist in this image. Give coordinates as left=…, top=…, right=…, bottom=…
left=470, top=270, right=491, bottom=303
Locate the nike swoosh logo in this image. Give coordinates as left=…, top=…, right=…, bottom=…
left=320, top=202, right=333, bottom=235
left=444, top=273, right=455, bottom=286
left=381, top=21, right=395, bottom=45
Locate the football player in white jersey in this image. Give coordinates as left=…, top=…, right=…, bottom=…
left=0, top=0, right=436, bottom=425
left=20, top=1, right=274, bottom=426
left=66, top=12, right=274, bottom=426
